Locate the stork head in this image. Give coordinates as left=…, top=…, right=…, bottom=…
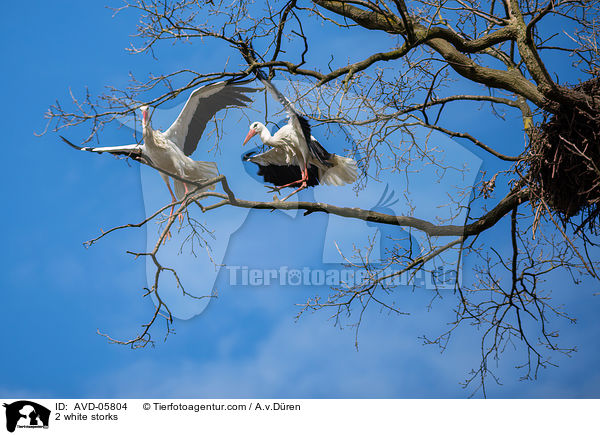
left=243, top=121, right=264, bottom=146
left=140, top=105, right=150, bottom=129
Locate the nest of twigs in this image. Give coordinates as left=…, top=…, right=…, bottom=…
left=526, top=77, right=600, bottom=228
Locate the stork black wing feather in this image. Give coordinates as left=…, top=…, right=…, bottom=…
left=306, top=136, right=333, bottom=167
left=256, top=164, right=320, bottom=187
left=183, top=85, right=256, bottom=156
left=296, top=114, right=313, bottom=147
left=243, top=151, right=320, bottom=187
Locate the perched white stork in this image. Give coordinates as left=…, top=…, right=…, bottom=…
left=242, top=71, right=357, bottom=199
left=61, top=79, right=256, bottom=215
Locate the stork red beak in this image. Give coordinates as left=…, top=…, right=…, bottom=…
left=142, top=109, right=148, bottom=127
left=243, top=128, right=257, bottom=146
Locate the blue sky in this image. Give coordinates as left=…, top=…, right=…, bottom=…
left=1, top=1, right=599, bottom=399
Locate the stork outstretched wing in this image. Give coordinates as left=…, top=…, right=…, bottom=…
left=164, top=79, right=257, bottom=156
left=59, top=135, right=148, bottom=163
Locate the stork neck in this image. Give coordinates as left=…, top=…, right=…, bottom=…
left=143, top=125, right=155, bottom=146
left=257, top=124, right=274, bottom=146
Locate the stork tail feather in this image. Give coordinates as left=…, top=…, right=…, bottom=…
left=320, top=155, right=358, bottom=186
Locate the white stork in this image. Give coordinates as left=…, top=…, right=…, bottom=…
left=62, top=79, right=256, bottom=216
left=242, top=71, right=357, bottom=199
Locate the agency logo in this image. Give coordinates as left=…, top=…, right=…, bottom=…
left=3, top=401, right=50, bottom=433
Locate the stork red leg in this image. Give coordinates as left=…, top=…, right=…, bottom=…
left=279, top=164, right=309, bottom=201
left=163, top=178, right=178, bottom=240
left=179, top=183, right=191, bottom=223
left=271, top=163, right=310, bottom=192
left=271, top=178, right=304, bottom=190
left=164, top=178, right=177, bottom=215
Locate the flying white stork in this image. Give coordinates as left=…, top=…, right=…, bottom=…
left=61, top=79, right=256, bottom=216
left=242, top=70, right=357, bottom=200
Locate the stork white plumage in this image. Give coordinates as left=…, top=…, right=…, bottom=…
left=62, top=79, right=256, bottom=217
left=242, top=70, right=357, bottom=200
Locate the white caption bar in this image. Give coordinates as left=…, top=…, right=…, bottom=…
left=1, top=399, right=597, bottom=434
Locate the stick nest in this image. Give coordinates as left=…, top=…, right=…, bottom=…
left=526, top=77, right=600, bottom=228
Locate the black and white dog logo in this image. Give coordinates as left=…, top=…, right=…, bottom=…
left=3, top=401, right=50, bottom=433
